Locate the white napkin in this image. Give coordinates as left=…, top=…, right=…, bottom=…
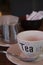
left=26, top=11, right=43, bottom=20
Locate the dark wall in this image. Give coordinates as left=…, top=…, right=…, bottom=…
left=0, top=0, right=6, bottom=4
left=10, top=0, right=32, bottom=16
left=32, top=0, right=43, bottom=11
left=10, top=0, right=43, bottom=16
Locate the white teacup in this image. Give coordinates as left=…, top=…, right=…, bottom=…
left=17, top=30, right=43, bottom=60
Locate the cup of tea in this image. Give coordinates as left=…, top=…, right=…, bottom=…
left=17, top=30, right=43, bottom=61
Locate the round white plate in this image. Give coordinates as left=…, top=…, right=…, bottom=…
left=6, top=44, right=43, bottom=65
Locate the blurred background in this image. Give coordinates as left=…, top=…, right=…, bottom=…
left=0, top=0, right=10, bottom=42
left=0, top=0, right=43, bottom=16
left=0, top=0, right=10, bottom=15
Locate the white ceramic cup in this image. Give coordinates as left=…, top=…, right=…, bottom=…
left=17, top=30, right=43, bottom=60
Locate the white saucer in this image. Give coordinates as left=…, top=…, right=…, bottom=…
left=0, top=41, right=12, bottom=47
left=6, top=44, right=43, bottom=65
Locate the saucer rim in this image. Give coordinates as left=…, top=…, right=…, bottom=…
left=0, top=41, right=11, bottom=47
left=6, top=54, right=19, bottom=65
left=6, top=44, right=43, bottom=65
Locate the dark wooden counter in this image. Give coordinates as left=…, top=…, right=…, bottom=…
left=0, top=46, right=16, bottom=65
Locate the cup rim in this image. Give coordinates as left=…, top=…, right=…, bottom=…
left=17, top=30, right=43, bottom=42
